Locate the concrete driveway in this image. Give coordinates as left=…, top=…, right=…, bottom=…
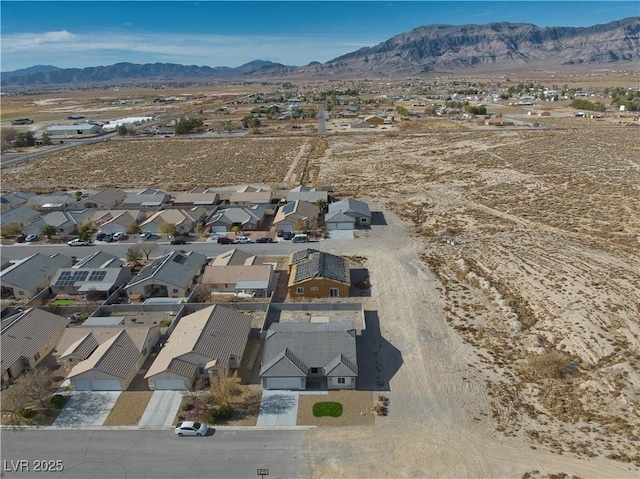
left=328, top=230, right=354, bottom=240
left=138, top=390, right=183, bottom=428
left=256, top=390, right=300, bottom=426
left=53, top=391, right=121, bottom=427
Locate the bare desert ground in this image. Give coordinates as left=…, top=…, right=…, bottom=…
left=1, top=83, right=639, bottom=477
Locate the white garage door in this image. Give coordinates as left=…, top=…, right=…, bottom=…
left=91, top=379, right=122, bottom=391
left=327, top=222, right=353, bottom=230
left=266, top=378, right=301, bottom=390
left=153, top=379, right=187, bottom=390
left=210, top=226, right=227, bottom=233
left=73, top=379, right=91, bottom=391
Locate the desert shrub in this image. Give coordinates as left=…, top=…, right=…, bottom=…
left=217, top=404, right=234, bottom=420
left=50, top=394, right=65, bottom=408
left=181, top=402, right=193, bottom=412
left=204, top=409, right=217, bottom=423
left=527, top=350, right=573, bottom=380
left=20, top=408, right=35, bottom=418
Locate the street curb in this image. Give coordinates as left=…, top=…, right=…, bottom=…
left=0, top=425, right=316, bottom=431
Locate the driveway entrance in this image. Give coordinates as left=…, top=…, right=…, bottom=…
left=256, top=390, right=299, bottom=426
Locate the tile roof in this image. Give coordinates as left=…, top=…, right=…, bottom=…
left=1, top=308, right=70, bottom=373
left=145, top=305, right=251, bottom=380
left=67, top=330, right=141, bottom=380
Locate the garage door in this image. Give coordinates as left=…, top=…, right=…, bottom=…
left=266, top=378, right=302, bottom=390
left=153, top=379, right=187, bottom=390
left=210, top=226, right=227, bottom=233
left=91, top=379, right=122, bottom=391
left=73, top=379, right=91, bottom=391
left=278, top=224, right=293, bottom=233
left=327, top=222, right=353, bottom=230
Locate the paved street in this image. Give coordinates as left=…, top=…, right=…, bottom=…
left=0, top=428, right=309, bottom=479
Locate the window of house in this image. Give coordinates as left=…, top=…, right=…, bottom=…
left=173, top=288, right=179, bottom=294
left=330, top=288, right=339, bottom=297
left=296, top=287, right=304, bottom=294
left=34, top=352, right=40, bottom=361
left=338, top=377, right=346, bottom=384
left=311, top=367, right=319, bottom=374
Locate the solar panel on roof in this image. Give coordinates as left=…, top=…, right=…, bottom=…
left=88, top=271, right=107, bottom=281
left=281, top=202, right=295, bottom=214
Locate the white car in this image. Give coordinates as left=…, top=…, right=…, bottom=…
left=174, top=421, right=208, bottom=437
left=68, top=239, right=90, bottom=247
left=25, top=234, right=38, bottom=242
left=112, top=232, right=124, bottom=241
left=234, top=236, right=254, bottom=244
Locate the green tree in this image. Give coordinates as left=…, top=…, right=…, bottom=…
left=75, top=191, right=82, bottom=202
left=41, top=132, right=52, bottom=145
left=14, top=131, right=36, bottom=147
left=315, top=199, right=327, bottom=212
left=395, top=105, right=409, bottom=116
left=158, top=222, right=178, bottom=238
left=40, top=225, right=57, bottom=239
left=116, top=124, right=128, bottom=136
left=174, top=117, right=203, bottom=135
left=77, top=223, right=92, bottom=241
left=128, top=223, right=141, bottom=235
left=293, top=219, right=306, bottom=233
left=464, top=104, right=487, bottom=115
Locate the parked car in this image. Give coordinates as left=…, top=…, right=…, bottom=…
left=217, top=236, right=233, bottom=244
left=140, top=231, right=152, bottom=240
left=25, top=234, right=38, bottom=242
left=256, top=237, right=273, bottom=243
left=175, top=421, right=208, bottom=437
left=292, top=234, right=308, bottom=243
left=282, top=231, right=293, bottom=240
left=67, top=239, right=90, bottom=247
left=102, top=234, right=113, bottom=243
left=95, top=232, right=107, bottom=241
left=112, top=232, right=124, bottom=242
left=170, top=237, right=187, bottom=245
left=234, top=236, right=254, bottom=244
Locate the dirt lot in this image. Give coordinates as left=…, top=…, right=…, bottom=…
left=1, top=81, right=639, bottom=477
left=297, top=391, right=375, bottom=426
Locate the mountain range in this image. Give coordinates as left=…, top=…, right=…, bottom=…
left=2, top=17, right=638, bottom=87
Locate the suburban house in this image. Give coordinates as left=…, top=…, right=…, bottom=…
left=45, top=124, right=103, bottom=138
left=485, top=117, right=514, bottom=126
left=172, top=192, right=219, bottom=207
left=202, top=250, right=274, bottom=298
left=23, top=210, right=79, bottom=236
left=55, top=325, right=160, bottom=391
left=1, top=192, right=35, bottom=213
left=1, top=308, right=71, bottom=384
left=273, top=200, right=319, bottom=233
left=259, top=321, right=358, bottom=390
left=124, top=250, right=207, bottom=298
left=228, top=190, right=272, bottom=206
left=144, top=305, right=252, bottom=390
left=26, top=193, right=75, bottom=211
left=0, top=205, right=40, bottom=230
left=287, top=249, right=350, bottom=298
left=72, top=251, right=123, bottom=269
left=121, top=189, right=170, bottom=208
left=50, top=267, right=132, bottom=298
left=205, top=205, right=267, bottom=232
left=0, top=253, right=72, bottom=300
left=72, top=189, right=126, bottom=210
left=282, top=185, right=329, bottom=205
left=139, top=207, right=206, bottom=235
left=90, top=210, right=146, bottom=235
left=325, top=198, right=372, bottom=230
left=349, top=120, right=372, bottom=129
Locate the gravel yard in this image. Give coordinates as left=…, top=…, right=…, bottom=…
left=103, top=391, right=154, bottom=426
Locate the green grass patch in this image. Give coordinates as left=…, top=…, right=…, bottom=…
left=312, top=401, right=343, bottom=417
left=50, top=299, right=75, bottom=306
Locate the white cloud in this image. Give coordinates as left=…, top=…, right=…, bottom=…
left=1, top=30, right=380, bottom=71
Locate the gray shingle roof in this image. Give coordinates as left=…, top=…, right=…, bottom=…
left=260, top=322, right=357, bottom=378
left=73, top=251, right=123, bottom=269
left=292, top=251, right=349, bottom=284
left=328, top=198, right=371, bottom=218
left=0, top=253, right=72, bottom=292
left=1, top=308, right=70, bottom=373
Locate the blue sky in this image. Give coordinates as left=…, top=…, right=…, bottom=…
left=1, top=1, right=638, bottom=71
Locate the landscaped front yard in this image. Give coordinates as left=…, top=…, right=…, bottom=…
left=297, top=391, right=375, bottom=426
left=103, top=391, right=154, bottom=426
